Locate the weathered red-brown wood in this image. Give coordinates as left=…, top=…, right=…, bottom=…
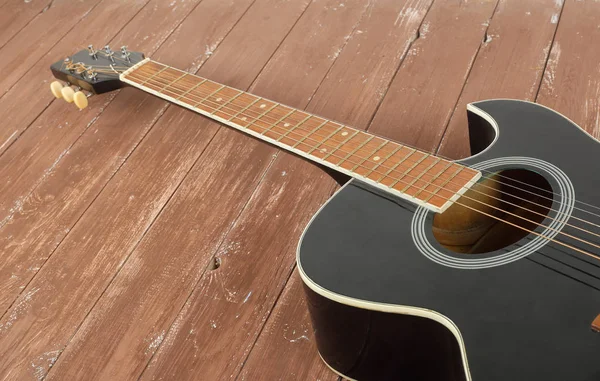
left=0, top=0, right=104, bottom=98
left=0, top=0, right=212, bottom=316
left=139, top=1, right=437, bottom=380
left=0, top=0, right=151, bottom=212
left=0, top=0, right=148, bottom=157
left=237, top=0, right=503, bottom=378
left=1, top=0, right=599, bottom=380
left=43, top=1, right=370, bottom=379
left=536, top=0, right=600, bottom=138
left=0, top=0, right=214, bottom=221
left=438, top=0, right=562, bottom=159
left=0, top=1, right=262, bottom=379
left=0, top=0, right=54, bottom=49
left=0, top=0, right=312, bottom=379
left=368, top=0, right=497, bottom=151
left=238, top=268, right=340, bottom=380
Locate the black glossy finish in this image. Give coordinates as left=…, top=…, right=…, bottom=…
left=304, top=284, right=466, bottom=381
left=50, top=48, right=145, bottom=94
left=299, top=100, right=600, bottom=381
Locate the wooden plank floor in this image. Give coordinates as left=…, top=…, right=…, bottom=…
left=0, top=0, right=597, bottom=379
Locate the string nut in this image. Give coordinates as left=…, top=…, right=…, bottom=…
left=50, top=81, right=64, bottom=99
left=73, top=91, right=89, bottom=110
left=61, top=86, right=75, bottom=103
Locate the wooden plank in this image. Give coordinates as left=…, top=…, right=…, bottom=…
left=0, top=0, right=54, bottom=49
left=42, top=1, right=375, bottom=380
left=0, top=0, right=212, bottom=315
left=138, top=1, right=435, bottom=380
left=438, top=0, right=562, bottom=159
left=239, top=273, right=338, bottom=381
left=0, top=1, right=261, bottom=379
left=0, top=0, right=207, bottom=218
left=0, top=0, right=152, bottom=213
left=536, top=0, right=600, bottom=137
left=368, top=0, right=497, bottom=151
left=0, top=0, right=311, bottom=379
left=0, top=0, right=104, bottom=97
left=238, top=1, right=505, bottom=379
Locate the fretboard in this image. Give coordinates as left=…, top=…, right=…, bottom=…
left=120, top=59, right=481, bottom=213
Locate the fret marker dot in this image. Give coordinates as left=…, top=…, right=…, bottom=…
left=373, top=156, right=381, bottom=161
left=320, top=148, right=327, bottom=153
left=341, top=131, right=348, bottom=136
left=260, top=104, right=267, bottom=108
left=216, top=97, right=222, bottom=102
left=284, top=123, right=290, bottom=127
left=241, top=117, right=247, bottom=121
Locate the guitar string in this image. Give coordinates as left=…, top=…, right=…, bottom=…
left=119, top=62, right=600, bottom=220
left=84, top=64, right=600, bottom=260
left=92, top=66, right=600, bottom=220
left=90, top=64, right=600, bottom=232
left=87, top=51, right=600, bottom=211
left=122, top=68, right=600, bottom=234
left=115, top=72, right=600, bottom=253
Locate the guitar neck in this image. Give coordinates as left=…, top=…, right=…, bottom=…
left=120, top=58, right=480, bottom=213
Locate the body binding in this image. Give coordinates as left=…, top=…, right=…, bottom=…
left=297, top=100, right=600, bottom=381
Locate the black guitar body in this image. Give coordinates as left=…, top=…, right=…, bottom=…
left=297, top=100, right=600, bottom=381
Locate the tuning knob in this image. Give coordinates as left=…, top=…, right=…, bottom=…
left=61, top=86, right=75, bottom=103
left=50, top=81, right=64, bottom=99
left=73, top=91, right=89, bottom=110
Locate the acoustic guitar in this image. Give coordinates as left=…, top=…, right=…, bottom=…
left=49, top=47, right=600, bottom=381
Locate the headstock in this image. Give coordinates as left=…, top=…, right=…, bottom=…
left=49, top=45, right=145, bottom=109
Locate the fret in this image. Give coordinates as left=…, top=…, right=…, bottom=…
left=350, top=139, right=388, bottom=171
left=389, top=153, right=430, bottom=188
left=319, top=130, right=359, bottom=159
left=279, top=114, right=312, bottom=143
left=261, top=109, right=296, bottom=136
left=211, top=89, right=243, bottom=114
left=423, top=165, right=464, bottom=202
left=157, top=72, right=187, bottom=93
left=120, top=59, right=482, bottom=213
left=228, top=97, right=261, bottom=121
left=363, top=144, right=402, bottom=178
left=292, top=120, right=332, bottom=148
left=194, top=85, right=226, bottom=108
left=176, top=79, right=207, bottom=100
left=139, top=66, right=169, bottom=85
left=376, top=148, right=416, bottom=182
left=337, top=135, right=374, bottom=166
left=413, top=161, right=453, bottom=198
left=400, top=157, right=441, bottom=192
left=247, top=103, right=280, bottom=131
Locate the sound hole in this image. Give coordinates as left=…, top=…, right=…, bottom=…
left=432, top=169, right=553, bottom=254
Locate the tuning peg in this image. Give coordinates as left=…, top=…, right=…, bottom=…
left=104, top=45, right=115, bottom=63
left=61, top=86, right=75, bottom=103
left=88, top=44, right=97, bottom=59
left=121, top=46, right=131, bottom=62
left=73, top=91, right=89, bottom=110
left=50, top=81, right=64, bottom=99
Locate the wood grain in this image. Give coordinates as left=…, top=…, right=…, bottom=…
left=236, top=0, right=514, bottom=379
left=142, top=1, right=437, bottom=380
left=0, top=0, right=259, bottom=379
left=0, top=0, right=150, bottom=159
left=368, top=0, right=497, bottom=151
left=0, top=0, right=54, bottom=49
left=1, top=0, right=598, bottom=380
left=536, top=0, right=600, bottom=137
left=44, top=1, right=370, bottom=379
left=0, top=0, right=210, bottom=316
left=239, top=273, right=339, bottom=381
left=0, top=0, right=104, bottom=98
left=438, top=0, right=562, bottom=159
